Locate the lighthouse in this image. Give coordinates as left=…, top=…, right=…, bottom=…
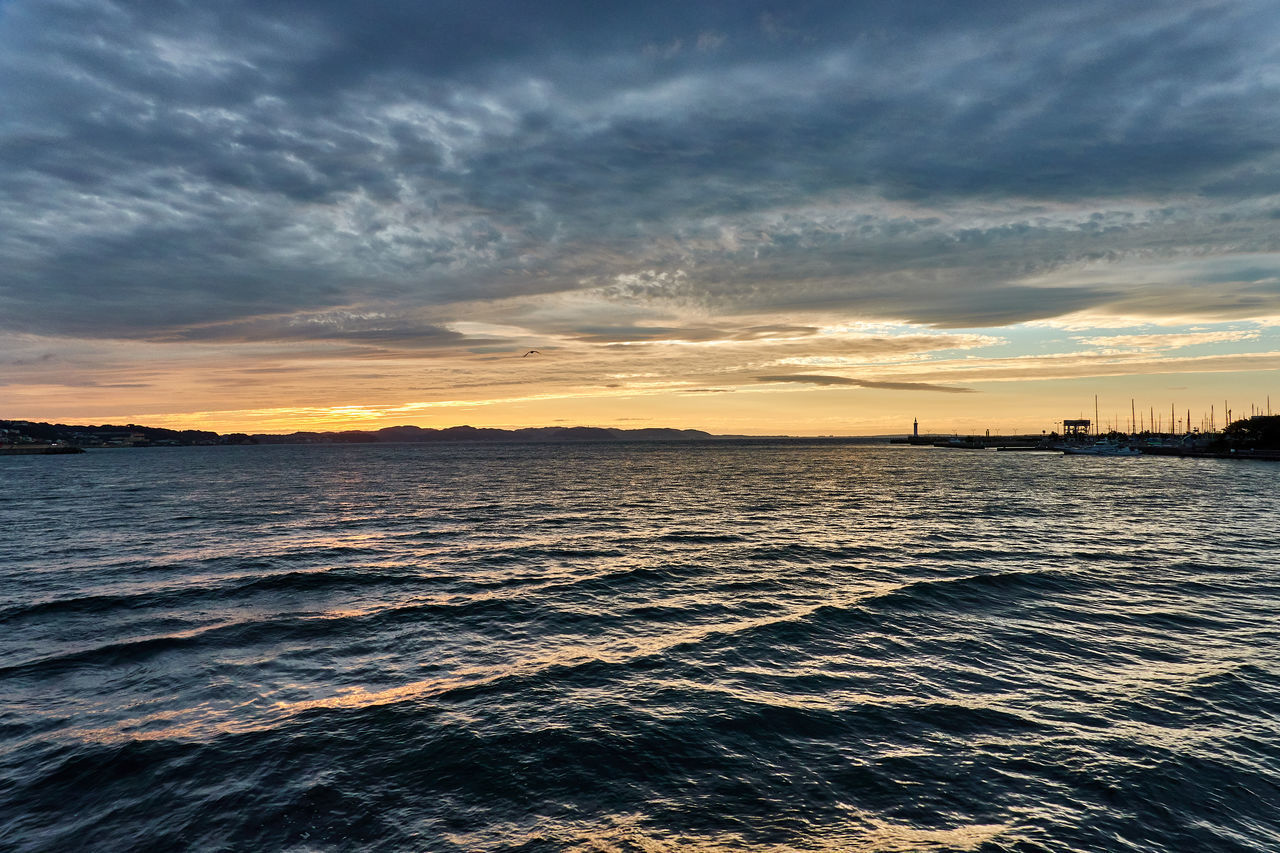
left=913, top=418, right=918, bottom=437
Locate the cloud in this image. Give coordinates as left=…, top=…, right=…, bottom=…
left=3, top=3, right=1280, bottom=337
left=756, top=374, right=976, bottom=393
left=570, top=325, right=730, bottom=344
left=886, top=350, right=1280, bottom=384
left=1075, top=330, right=1261, bottom=350
left=149, top=311, right=497, bottom=351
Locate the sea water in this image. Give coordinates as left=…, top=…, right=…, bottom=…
left=2, top=441, right=1278, bottom=851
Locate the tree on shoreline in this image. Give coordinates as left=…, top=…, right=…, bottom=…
left=1223, top=416, right=1280, bottom=449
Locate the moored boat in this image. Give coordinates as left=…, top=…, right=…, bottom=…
left=1062, top=441, right=1141, bottom=457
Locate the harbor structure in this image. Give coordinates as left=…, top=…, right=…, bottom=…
left=1063, top=419, right=1091, bottom=438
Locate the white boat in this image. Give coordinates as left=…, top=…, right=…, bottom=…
left=1062, top=441, right=1141, bottom=457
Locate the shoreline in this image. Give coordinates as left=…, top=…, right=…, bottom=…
left=0, top=445, right=86, bottom=455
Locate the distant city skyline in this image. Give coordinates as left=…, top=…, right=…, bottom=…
left=2, top=1, right=1278, bottom=434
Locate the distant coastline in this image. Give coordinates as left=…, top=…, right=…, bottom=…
left=5, top=416, right=1277, bottom=454
left=3, top=419, right=878, bottom=449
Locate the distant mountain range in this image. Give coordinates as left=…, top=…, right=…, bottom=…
left=257, top=425, right=719, bottom=445
left=1, top=419, right=718, bottom=447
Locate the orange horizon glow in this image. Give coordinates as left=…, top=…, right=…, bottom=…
left=5, top=315, right=1278, bottom=437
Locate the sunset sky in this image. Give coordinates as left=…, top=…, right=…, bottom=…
left=2, top=0, right=1278, bottom=435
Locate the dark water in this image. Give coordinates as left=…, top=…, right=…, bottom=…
left=2, top=442, right=1279, bottom=852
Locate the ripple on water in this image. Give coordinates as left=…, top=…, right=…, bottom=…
left=1, top=442, right=1278, bottom=852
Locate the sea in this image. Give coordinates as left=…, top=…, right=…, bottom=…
left=2, top=441, right=1278, bottom=852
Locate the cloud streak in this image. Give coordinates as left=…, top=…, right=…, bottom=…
left=757, top=374, right=976, bottom=393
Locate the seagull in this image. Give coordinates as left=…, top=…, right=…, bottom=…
left=522, top=350, right=540, bottom=357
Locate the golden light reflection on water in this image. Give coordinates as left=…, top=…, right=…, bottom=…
left=443, top=811, right=1011, bottom=852
left=70, top=581, right=926, bottom=744
left=61, top=559, right=1276, bottom=752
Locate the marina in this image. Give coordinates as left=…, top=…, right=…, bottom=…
left=893, top=413, right=1280, bottom=461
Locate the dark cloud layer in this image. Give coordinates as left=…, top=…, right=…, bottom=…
left=2, top=0, right=1278, bottom=340
left=758, top=374, right=975, bottom=393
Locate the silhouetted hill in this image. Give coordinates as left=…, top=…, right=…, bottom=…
left=1, top=420, right=222, bottom=446
left=253, top=425, right=716, bottom=444
left=3, top=419, right=715, bottom=446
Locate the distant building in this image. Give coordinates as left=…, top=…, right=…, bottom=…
left=1063, top=419, right=1091, bottom=437
left=93, top=431, right=148, bottom=446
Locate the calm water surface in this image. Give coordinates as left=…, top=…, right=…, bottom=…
left=2, top=442, right=1278, bottom=851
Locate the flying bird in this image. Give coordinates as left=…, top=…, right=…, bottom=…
left=522, top=350, right=540, bottom=357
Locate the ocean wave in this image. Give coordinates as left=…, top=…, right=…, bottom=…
left=3, top=442, right=1279, bottom=852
